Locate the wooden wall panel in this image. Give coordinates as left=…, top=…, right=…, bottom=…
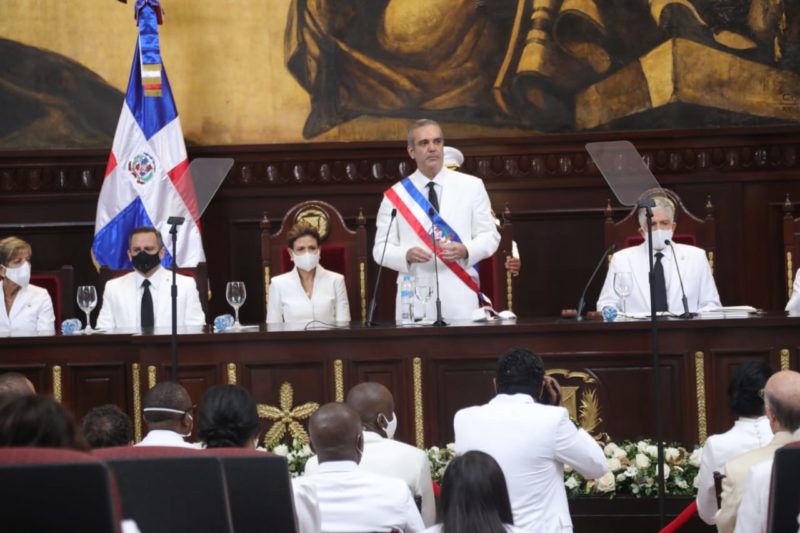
left=66, top=363, right=128, bottom=422
left=0, top=363, right=48, bottom=396
left=347, top=358, right=411, bottom=443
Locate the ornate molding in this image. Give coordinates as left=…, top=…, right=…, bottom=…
left=147, top=365, right=157, bottom=389
left=787, top=252, right=794, bottom=299
left=781, top=349, right=791, bottom=371
left=258, top=382, right=319, bottom=447
left=227, top=363, right=238, bottom=385
left=333, top=359, right=344, bottom=403
left=413, top=357, right=425, bottom=449
left=359, top=261, right=367, bottom=323
left=695, top=351, right=708, bottom=445
left=51, top=365, right=62, bottom=403
left=132, top=363, right=142, bottom=442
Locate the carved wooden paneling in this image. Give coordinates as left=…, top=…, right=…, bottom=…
left=65, top=363, right=128, bottom=422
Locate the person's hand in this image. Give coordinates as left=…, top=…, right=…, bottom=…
left=439, top=242, right=467, bottom=262
left=406, top=247, right=433, bottom=263
left=540, top=375, right=562, bottom=406
left=505, top=256, right=521, bottom=276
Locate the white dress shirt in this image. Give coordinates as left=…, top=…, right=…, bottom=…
left=734, top=458, right=773, bottom=533
left=305, top=431, right=436, bottom=526
left=0, top=282, right=55, bottom=334
left=292, top=481, right=322, bottom=533
left=696, top=416, right=772, bottom=524
left=267, top=265, right=350, bottom=324
left=786, top=268, right=800, bottom=313
left=596, top=242, right=720, bottom=313
left=454, top=394, right=607, bottom=532
left=135, top=429, right=199, bottom=449
left=293, top=460, right=425, bottom=532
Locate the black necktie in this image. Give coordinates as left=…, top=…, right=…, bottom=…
left=653, top=252, right=668, bottom=312
left=141, top=279, right=154, bottom=328
left=427, top=182, right=440, bottom=213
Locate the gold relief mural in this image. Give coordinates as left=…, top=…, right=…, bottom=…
left=546, top=368, right=608, bottom=441
left=0, top=0, right=798, bottom=150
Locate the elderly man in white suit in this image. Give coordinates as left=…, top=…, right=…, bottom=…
left=454, top=347, right=608, bottom=532
left=373, top=120, right=499, bottom=321
left=97, top=227, right=205, bottom=330
left=596, top=196, right=721, bottom=314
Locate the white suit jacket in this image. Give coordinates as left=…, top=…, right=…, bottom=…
left=305, top=431, right=436, bottom=526
left=373, top=168, right=500, bottom=321
left=597, top=242, right=721, bottom=313
left=0, top=282, right=55, bottom=334
left=734, top=458, right=773, bottom=533
left=266, top=265, right=350, bottom=324
left=716, top=431, right=793, bottom=533
left=454, top=394, right=608, bottom=532
left=96, top=268, right=206, bottom=330
left=696, top=416, right=773, bottom=524
left=785, top=268, right=800, bottom=313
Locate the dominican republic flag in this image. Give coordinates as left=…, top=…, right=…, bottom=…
left=92, top=2, right=203, bottom=269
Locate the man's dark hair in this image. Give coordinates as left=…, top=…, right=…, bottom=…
left=0, top=395, right=86, bottom=450
left=496, top=347, right=544, bottom=396
left=81, top=404, right=133, bottom=448
left=729, top=361, right=774, bottom=417
left=142, top=382, right=192, bottom=424
left=0, top=372, right=34, bottom=399
left=128, top=226, right=164, bottom=249
left=198, top=385, right=260, bottom=448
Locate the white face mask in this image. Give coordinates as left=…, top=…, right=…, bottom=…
left=379, top=412, right=398, bottom=440
left=3, top=261, right=31, bottom=288
left=645, top=229, right=673, bottom=251
left=292, top=251, right=320, bottom=272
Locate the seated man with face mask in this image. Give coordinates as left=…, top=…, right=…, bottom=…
left=136, top=381, right=198, bottom=448
left=596, top=196, right=721, bottom=314
left=96, top=226, right=206, bottom=330
left=266, top=222, right=351, bottom=324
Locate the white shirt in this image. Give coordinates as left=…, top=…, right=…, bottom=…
left=293, top=460, right=425, bottom=532
left=696, top=416, right=772, bottom=524
left=734, top=458, right=773, bottom=533
left=422, top=525, right=527, bottom=533
left=267, top=265, right=350, bottom=324
left=0, top=282, right=55, bottom=335
left=135, top=429, right=198, bottom=449
left=292, top=481, right=322, bottom=533
left=305, top=431, right=436, bottom=526
left=454, top=394, right=607, bottom=532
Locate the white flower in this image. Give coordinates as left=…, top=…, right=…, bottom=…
left=665, top=447, right=680, bottom=462
left=635, top=453, right=651, bottom=469
left=616, top=473, right=627, bottom=482
left=429, top=446, right=440, bottom=455
left=624, top=465, right=639, bottom=478
left=613, top=447, right=628, bottom=460
left=662, top=464, right=671, bottom=479
left=604, top=443, right=620, bottom=458
left=565, top=476, right=580, bottom=490
left=692, top=474, right=700, bottom=488
left=273, top=444, right=289, bottom=456
left=596, top=471, right=616, bottom=493
left=446, top=443, right=456, bottom=452
left=676, top=478, right=688, bottom=490
left=564, top=464, right=574, bottom=473
left=646, top=445, right=658, bottom=458
left=637, top=441, right=650, bottom=453
left=607, top=458, right=622, bottom=472
left=689, top=448, right=702, bottom=467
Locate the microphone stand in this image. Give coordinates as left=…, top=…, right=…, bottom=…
left=577, top=242, right=617, bottom=320
left=166, top=216, right=185, bottom=382
left=428, top=208, right=447, bottom=327
left=366, top=209, right=397, bottom=326
left=665, top=240, right=694, bottom=319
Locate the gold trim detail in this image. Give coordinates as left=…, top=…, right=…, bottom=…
left=359, top=260, right=367, bottom=323
left=264, top=266, right=271, bottom=319
left=413, top=357, right=425, bottom=448
left=132, top=363, right=142, bottom=442
left=708, top=251, right=714, bottom=275
left=506, top=270, right=513, bottom=312
left=334, top=359, right=344, bottom=402
left=147, top=365, right=157, bottom=389
left=781, top=349, right=791, bottom=371
left=52, top=365, right=62, bottom=403
left=695, top=351, right=708, bottom=445
left=227, top=363, right=238, bottom=385
left=787, top=252, right=794, bottom=299
left=258, top=382, right=319, bottom=447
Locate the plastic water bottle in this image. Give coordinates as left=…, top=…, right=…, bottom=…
left=213, top=314, right=235, bottom=332
left=400, top=275, right=415, bottom=324
left=61, top=318, right=82, bottom=335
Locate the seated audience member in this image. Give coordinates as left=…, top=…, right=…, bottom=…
left=293, top=402, right=425, bottom=532
left=0, top=395, right=86, bottom=449
left=305, top=382, right=435, bottom=526
left=717, top=370, right=800, bottom=533
left=0, top=371, right=36, bottom=401
left=596, top=196, right=721, bottom=314
left=198, top=384, right=260, bottom=449
left=454, top=347, right=607, bottom=532
left=81, top=404, right=134, bottom=448
left=786, top=269, right=800, bottom=314
left=0, top=236, right=55, bottom=334
left=136, top=382, right=197, bottom=448
left=96, top=226, right=206, bottom=330
left=423, top=450, right=524, bottom=533
left=696, top=361, right=774, bottom=525
left=266, top=222, right=351, bottom=324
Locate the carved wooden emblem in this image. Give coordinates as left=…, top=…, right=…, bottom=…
left=295, top=207, right=330, bottom=240
left=545, top=369, right=607, bottom=441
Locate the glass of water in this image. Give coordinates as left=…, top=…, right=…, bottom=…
left=414, top=276, right=433, bottom=323
left=226, top=281, right=247, bottom=329
left=613, top=272, right=633, bottom=315
left=76, top=285, right=98, bottom=333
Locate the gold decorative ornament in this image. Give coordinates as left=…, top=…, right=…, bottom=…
left=258, top=382, right=319, bottom=447
left=413, top=357, right=425, bottom=448
left=506, top=270, right=513, bottom=311
left=708, top=251, right=714, bottom=275
left=227, top=363, right=238, bottom=385
left=359, top=261, right=367, bottom=323
left=545, top=369, right=605, bottom=440
left=147, top=365, right=157, bottom=389
left=787, top=252, right=794, bottom=299
left=334, top=360, right=344, bottom=402
left=295, top=207, right=330, bottom=240
left=781, top=349, right=791, bottom=371
left=264, top=265, right=270, bottom=318
left=132, top=363, right=142, bottom=442
left=52, top=365, right=62, bottom=403
left=695, top=351, right=708, bottom=444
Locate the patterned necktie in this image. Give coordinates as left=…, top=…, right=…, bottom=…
left=427, top=182, right=440, bottom=213
left=653, top=252, right=668, bottom=312
left=141, top=279, right=154, bottom=328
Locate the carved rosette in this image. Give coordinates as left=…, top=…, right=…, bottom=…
left=258, top=382, right=319, bottom=447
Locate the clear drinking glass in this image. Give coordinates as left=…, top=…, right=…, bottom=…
left=613, top=272, right=633, bottom=315
left=226, top=281, right=247, bottom=329
left=76, top=285, right=98, bottom=333
left=414, top=277, right=433, bottom=323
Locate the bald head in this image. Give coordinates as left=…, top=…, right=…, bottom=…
left=0, top=372, right=35, bottom=399
left=346, top=382, right=394, bottom=435
left=309, top=402, right=363, bottom=463
left=764, top=370, right=800, bottom=433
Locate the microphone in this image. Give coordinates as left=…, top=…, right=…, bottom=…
left=576, top=242, right=617, bottom=320
left=428, top=207, right=448, bottom=327
left=366, top=208, right=397, bottom=326
left=665, top=240, right=694, bottom=318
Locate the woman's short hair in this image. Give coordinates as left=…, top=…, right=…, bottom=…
left=286, top=222, right=321, bottom=250
left=438, top=450, right=513, bottom=533
left=198, top=384, right=260, bottom=448
left=0, top=237, right=32, bottom=266
left=0, top=395, right=87, bottom=450
left=729, top=361, right=774, bottom=417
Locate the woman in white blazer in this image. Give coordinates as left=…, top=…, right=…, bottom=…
left=0, top=236, right=55, bottom=334
left=266, top=223, right=350, bottom=324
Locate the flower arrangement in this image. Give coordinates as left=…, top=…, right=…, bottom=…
left=268, top=438, right=315, bottom=477
left=426, top=443, right=457, bottom=484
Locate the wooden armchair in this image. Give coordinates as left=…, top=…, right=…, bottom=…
left=31, top=264, right=74, bottom=325
left=260, top=200, right=368, bottom=322
left=782, top=194, right=800, bottom=301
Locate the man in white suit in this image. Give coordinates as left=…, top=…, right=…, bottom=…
left=596, top=196, right=721, bottom=314
left=96, top=227, right=205, bottom=330
left=454, top=347, right=608, bottom=532
left=373, top=119, right=499, bottom=321
left=717, top=370, right=800, bottom=533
